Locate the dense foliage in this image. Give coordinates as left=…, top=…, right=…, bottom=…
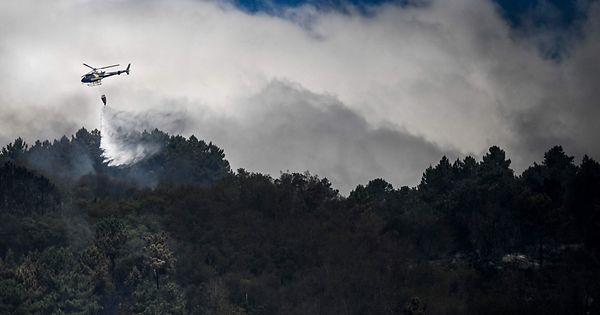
left=0, top=128, right=599, bottom=314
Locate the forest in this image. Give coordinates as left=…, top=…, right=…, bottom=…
left=0, top=127, right=599, bottom=314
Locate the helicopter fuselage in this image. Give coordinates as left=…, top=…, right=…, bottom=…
left=81, top=63, right=130, bottom=85
left=81, top=70, right=126, bottom=83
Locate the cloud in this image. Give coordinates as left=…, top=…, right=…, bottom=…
left=501, top=2, right=600, bottom=165
left=0, top=0, right=599, bottom=192
left=192, top=80, right=453, bottom=193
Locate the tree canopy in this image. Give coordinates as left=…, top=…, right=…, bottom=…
left=0, top=129, right=599, bottom=314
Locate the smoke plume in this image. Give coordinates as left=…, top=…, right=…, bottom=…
left=100, top=107, right=187, bottom=166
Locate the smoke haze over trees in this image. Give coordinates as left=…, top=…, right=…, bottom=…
left=2, top=0, right=600, bottom=193
left=1, top=0, right=600, bottom=313
left=0, top=128, right=599, bottom=314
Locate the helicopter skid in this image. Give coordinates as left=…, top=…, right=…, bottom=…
left=85, top=81, right=102, bottom=87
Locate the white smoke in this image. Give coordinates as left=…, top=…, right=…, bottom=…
left=2, top=0, right=600, bottom=191
left=100, top=106, right=187, bottom=166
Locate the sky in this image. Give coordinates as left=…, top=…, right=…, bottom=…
left=0, top=0, right=599, bottom=193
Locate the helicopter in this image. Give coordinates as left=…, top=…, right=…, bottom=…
left=81, top=63, right=130, bottom=86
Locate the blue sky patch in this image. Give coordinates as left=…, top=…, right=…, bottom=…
left=233, top=0, right=592, bottom=30
left=232, top=0, right=595, bottom=59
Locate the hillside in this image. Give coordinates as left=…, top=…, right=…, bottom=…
left=0, top=128, right=599, bottom=314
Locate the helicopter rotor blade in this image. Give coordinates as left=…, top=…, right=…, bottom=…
left=83, top=63, right=96, bottom=70
left=97, top=64, right=120, bottom=70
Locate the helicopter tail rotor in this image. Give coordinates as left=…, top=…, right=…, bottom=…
left=125, top=64, right=130, bottom=75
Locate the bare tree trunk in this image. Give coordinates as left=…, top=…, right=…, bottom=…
left=155, top=269, right=160, bottom=290
left=538, top=226, right=544, bottom=269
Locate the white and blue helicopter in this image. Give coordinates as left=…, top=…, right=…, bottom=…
left=81, top=63, right=130, bottom=86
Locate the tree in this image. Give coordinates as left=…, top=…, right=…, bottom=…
left=0, top=162, right=60, bottom=215
left=520, top=146, right=578, bottom=266
left=0, top=138, right=28, bottom=164
left=472, top=146, right=517, bottom=257
left=542, top=146, right=577, bottom=208
left=143, top=232, right=176, bottom=290
left=419, top=156, right=454, bottom=203
left=569, top=155, right=600, bottom=252
left=156, top=135, right=231, bottom=186
left=403, top=296, right=426, bottom=315
left=94, top=218, right=128, bottom=274
left=15, top=247, right=102, bottom=314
